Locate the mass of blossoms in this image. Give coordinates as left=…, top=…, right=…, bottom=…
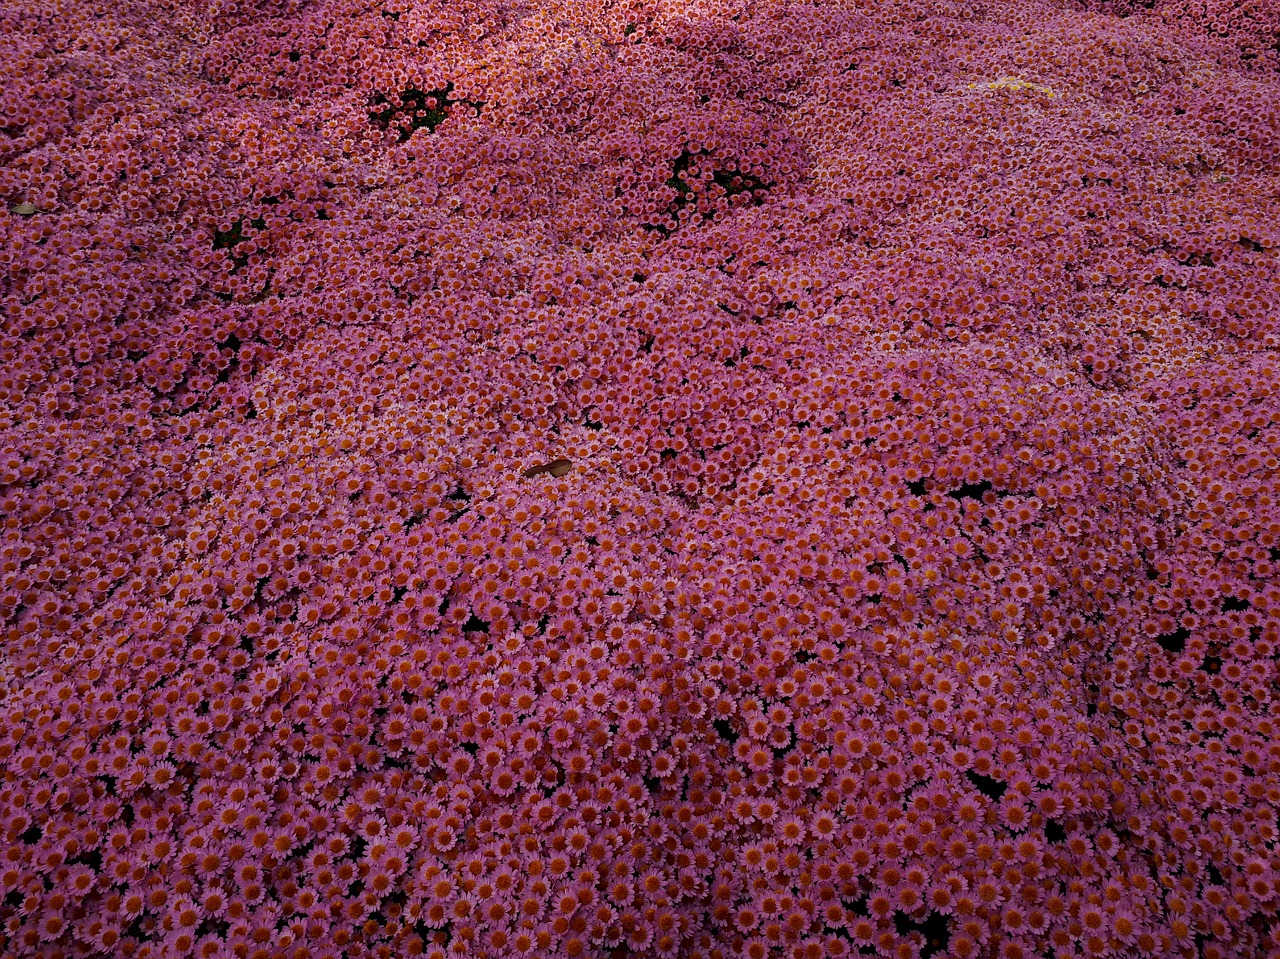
left=2, top=0, right=1279, bottom=956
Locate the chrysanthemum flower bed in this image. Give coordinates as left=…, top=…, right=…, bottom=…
left=2, top=0, right=1279, bottom=956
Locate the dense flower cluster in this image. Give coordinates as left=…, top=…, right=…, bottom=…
left=2, top=0, right=1279, bottom=957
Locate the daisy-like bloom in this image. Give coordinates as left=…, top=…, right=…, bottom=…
left=893, top=882, right=924, bottom=913
left=359, top=815, right=387, bottom=841
left=776, top=814, right=807, bottom=845
left=927, top=881, right=955, bottom=915
left=1111, top=909, right=1139, bottom=944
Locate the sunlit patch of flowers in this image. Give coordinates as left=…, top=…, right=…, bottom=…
left=2, top=0, right=1279, bottom=957
left=969, top=77, right=1059, bottom=98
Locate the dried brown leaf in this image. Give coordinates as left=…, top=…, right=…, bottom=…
left=523, top=458, right=572, bottom=479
